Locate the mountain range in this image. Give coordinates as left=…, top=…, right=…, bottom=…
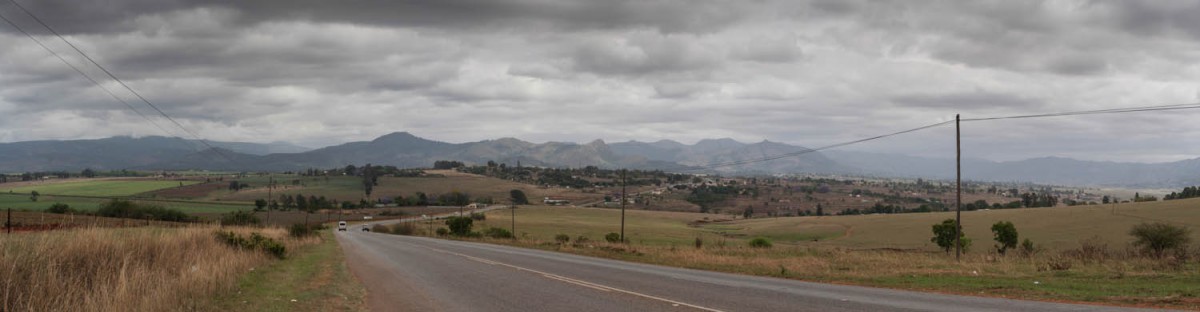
left=2, top=132, right=1198, bottom=188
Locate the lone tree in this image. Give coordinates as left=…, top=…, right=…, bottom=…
left=1129, top=222, right=1191, bottom=258
left=254, top=199, right=268, bottom=212
left=931, top=218, right=971, bottom=253
left=510, top=189, right=529, bottom=205
left=991, top=221, right=1018, bottom=255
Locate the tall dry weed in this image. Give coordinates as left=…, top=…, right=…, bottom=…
left=0, top=225, right=313, bottom=312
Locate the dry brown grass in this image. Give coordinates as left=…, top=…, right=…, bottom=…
left=0, top=225, right=316, bottom=312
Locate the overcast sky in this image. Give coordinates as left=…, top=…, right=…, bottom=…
left=2, top=0, right=1199, bottom=163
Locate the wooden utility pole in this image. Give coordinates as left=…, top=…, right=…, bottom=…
left=955, top=114, right=962, bottom=261
left=266, top=176, right=273, bottom=225
left=511, top=201, right=516, bottom=240
left=620, top=169, right=627, bottom=243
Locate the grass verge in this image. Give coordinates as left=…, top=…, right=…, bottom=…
left=212, top=229, right=366, bottom=312
left=0, top=225, right=311, bottom=311
left=499, top=239, right=1200, bottom=309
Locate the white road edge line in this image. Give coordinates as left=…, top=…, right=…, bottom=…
left=427, top=246, right=725, bottom=312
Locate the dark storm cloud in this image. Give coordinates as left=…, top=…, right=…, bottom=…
left=2, top=0, right=755, bottom=35
left=2, top=0, right=1200, bottom=162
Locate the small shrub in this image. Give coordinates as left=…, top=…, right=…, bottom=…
left=484, top=227, right=513, bottom=239
left=930, top=218, right=970, bottom=253
left=97, top=199, right=195, bottom=222
left=694, top=237, right=703, bottom=249
left=604, top=232, right=621, bottom=243
left=445, top=217, right=473, bottom=236
left=555, top=234, right=571, bottom=244
left=378, top=210, right=406, bottom=216
left=288, top=224, right=318, bottom=238
left=749, top=237, right=773, bottom=248
left=215, top=231, right=286, bottom=259
left=435, top=228, right=449, bottom=236
left=1040, top=255, right=1072, bottom=271
left=575, top=236, right=590, bottom=244
left=1065, top=237, right=1110, bottom=263
left=44, top=203, right=74, bottom=214
left=392, top=222, right=416, bottom=235
left=262, top=241, right=286, bottom=259
left=1018, top=238, right=1038, bottom=258
left=1129, top=222, right=1192, bottom=258
left=991, top=221, right=1018, bottom=255
left=470, top=212, right=486, bottom=221
left=220, top=210, right=261, bottom=226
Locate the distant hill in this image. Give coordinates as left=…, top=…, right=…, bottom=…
left=0, top=136, right=309, bottom=172
left=3, top=133, right=1199, bottom=188
left=609, top=139, right=846, bottom=174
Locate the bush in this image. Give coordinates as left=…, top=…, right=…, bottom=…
left=220, top=210, right=261, bottom=226
left=483, top=227, right=513, bottom=239
left=991, top=221, right=1018, bottom=255
left=930, top=218, right=970, bottom=253
left=435, top=228, right=449, bottom=236
left=44, top=203, right=74, bottom=214
left=444, top=217, right=473, bottom=236
left=378, top=210, right=406, bottom=216
left=555, top=234, right=571, bottom=244
left=470, top=212, right=486, bottom=221
left=1018, top=238, right=1038, bottom=257
left=392, top=222, right=416, bottom=235
left=575, top=236, right=590, bottom=244
left=97, top=199, right=195, bottom=222
left=604, top=232, right=622, bottom=243
left=748, top=237, right=773, bottom=248
left=1129, top=222, right=1192, bottom=258
left=215, top=231, right=286, bottom=259
left=694, top=237, right=703, bottom=249
left=288, top=224, right=319, bottom=238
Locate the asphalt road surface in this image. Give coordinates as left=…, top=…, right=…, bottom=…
left=337, top=232, right=1160, bottom=312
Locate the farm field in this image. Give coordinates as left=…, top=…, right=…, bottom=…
left=477, top=198, right=1200, bottom=251
left=210, top=170, right=604, bottom=204
left=458, top=196, right=1200, bottom=309
left=0, top=193, right=250, bottom=215
left=3, top=179, right=200, bottom=197
left=476, top=206, right=719, bottom=245
left=708, top=198, right=1200, bottom=250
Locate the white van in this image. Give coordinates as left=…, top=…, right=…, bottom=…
left=338, top=221, right=347, bottom=231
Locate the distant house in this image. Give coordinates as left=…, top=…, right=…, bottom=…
left=543, top=197, right=571, bottom=205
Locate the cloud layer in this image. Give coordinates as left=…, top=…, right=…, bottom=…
left=2, top=0, right=1199, bottom=162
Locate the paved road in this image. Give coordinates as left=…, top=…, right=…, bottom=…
left=336, top=232, right=1159, bottom=312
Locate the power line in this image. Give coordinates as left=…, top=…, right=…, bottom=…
left=4, top=0, right=236, bottom=163
left=962, top=102, right=1200, bottom=122
left=677, top=120, right=954, bottom=172
left=675, top=102, right=1200, bottom=172
left=0, top=9, right=179, bottom=139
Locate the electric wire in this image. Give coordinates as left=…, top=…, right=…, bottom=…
left=962, top=102, right=1200, bottom=122
left=4, top=0, right=236, bottom=162
left=0, top=9, right=179, bottom=139
left=676, top=103, right=1200, bottom=172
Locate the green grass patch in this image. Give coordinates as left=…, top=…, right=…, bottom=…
left=5, top=180, right=200, bottom=197
left=0, top=193, right=249, bottom=214
left=213, top=230, right=365, bottom=312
